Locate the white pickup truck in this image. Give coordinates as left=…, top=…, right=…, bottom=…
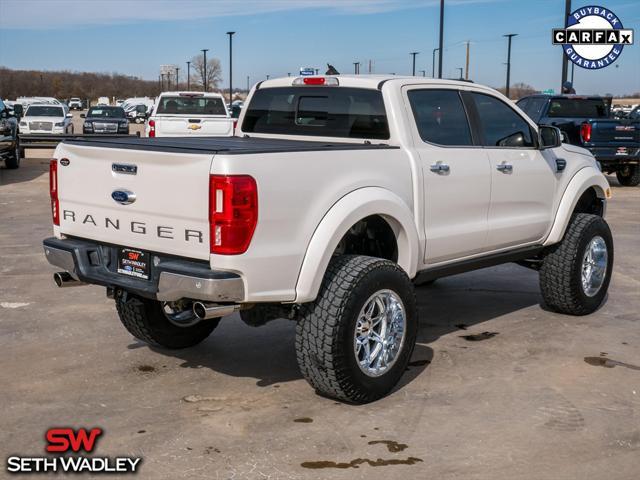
left=145, top=91, right=233, bottom=137
left=43, top=75, right=613, bottom=403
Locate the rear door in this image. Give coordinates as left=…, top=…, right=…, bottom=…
left=466, top=92, right=556, bottom=250
left=55, top=143, right=214, bottom=260
left=404, top=87, right=491, bottom=264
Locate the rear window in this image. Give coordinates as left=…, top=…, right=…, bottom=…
left=547, top=98, right=609, bottom=118
left=26, top=106, right=64, bottom=117
left=242, top=87, right=389, bottom=139
left=87, top=107, right=125, bottom=118
left=156, top=96, right=227, bottom=116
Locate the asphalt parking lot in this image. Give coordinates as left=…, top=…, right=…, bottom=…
left=1, top=156, right=639, bottom=479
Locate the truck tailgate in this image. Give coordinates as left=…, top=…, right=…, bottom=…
left=590, top=119, right=640, bottom=146
left=154, top=116, right=233, bottom=137
left=55, top=142, right=213, bottom=260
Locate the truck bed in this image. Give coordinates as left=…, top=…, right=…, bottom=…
left=62, top=136, right=398, bottom=155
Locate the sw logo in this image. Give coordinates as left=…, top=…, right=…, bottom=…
left=6, top=427, right=142, bottom=474
left=553, top=5, right=634, bottom=69
left=127, top=252, right=140, bottom=261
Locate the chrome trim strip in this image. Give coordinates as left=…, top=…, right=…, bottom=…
left=157, top=271, right=245, bottom=302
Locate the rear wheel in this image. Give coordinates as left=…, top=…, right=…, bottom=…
left=4, top=139, right=20, bottom=169
left=616, top=165, right=640, bottom=186
left=539, top=213, right=613, bottom=315
left=115, top=291, right=218, bottom=349
left=296, top=255, right=417, bottom=404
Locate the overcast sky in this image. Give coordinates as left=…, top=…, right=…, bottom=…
left=1, top=0, right=638, bottom=95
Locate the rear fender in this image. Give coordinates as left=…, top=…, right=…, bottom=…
left=295, top=187, right=419, bottom=303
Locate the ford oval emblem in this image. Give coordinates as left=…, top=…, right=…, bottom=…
left=111, top=189, right=136, bottom=205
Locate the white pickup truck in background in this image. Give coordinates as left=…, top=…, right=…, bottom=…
left=145, top=91, right=233, bottom=137
left=43, top=75, right=613, bottom=403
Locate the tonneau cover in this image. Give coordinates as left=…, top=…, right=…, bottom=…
left=62, top=136, right=397, bottom=155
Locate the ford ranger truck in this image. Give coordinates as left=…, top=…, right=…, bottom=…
left=145, top=91, right=233, bottom=138
left=43, top=76, right=613, bottom=404
left=517, top=94, right=640, bottom=186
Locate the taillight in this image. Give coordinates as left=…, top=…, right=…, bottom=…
left=209, top=175, right=258, bottom=255
left=580, top=123, right=592, bottom=143
left=49, top=159, right=59, bottom=225
left=233, top=119, right=238, bottom=132
left=148, top=119, right=156, bottom=138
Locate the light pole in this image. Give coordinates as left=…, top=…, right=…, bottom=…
left=432, top=48, right=440, bottom=77
left=419, top=70, right=426, bottom=77
left=201, top=48, right=209, bottom=92
left=438, top=0, right=444, bottom=79
left=246, top=75, right=250, bottom=91
left=226, top=31, right=235, bottom=105
left=456, top=67, right=463, bottom=79
left=503, top=33, right=518, bottom=98
left=186, top=61, right=191, bottom=90
left=353, top=62, right=360, bottom=74
left=266, top=74, right=270, bottom=80
left=410, top=52, right=419, bottom=76
left=561, top=0, right=572, bottom=91
left=175, top=67, right=180, bottom=89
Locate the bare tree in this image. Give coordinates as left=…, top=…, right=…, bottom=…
left=190, top=54, right=223, bottom=91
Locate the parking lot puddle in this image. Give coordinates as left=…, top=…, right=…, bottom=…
left=460, top=331, right=499, bottom=341
left=367, top=440, right=408, bottom=452
left=301, top=457, right=423, bottom=469
left=584, top=356, right=640, bottom=370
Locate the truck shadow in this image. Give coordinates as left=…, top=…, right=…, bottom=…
left=0, top=157, right=50, bottom=187
left=145, top=263, right=541, bottom=395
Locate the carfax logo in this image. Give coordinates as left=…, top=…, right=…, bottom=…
left=553, top=5, right=634, bottom=69
left=6, top=427, right=142, bottom=474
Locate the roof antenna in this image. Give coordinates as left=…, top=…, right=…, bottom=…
left=326, top=64, right=339, bottom=75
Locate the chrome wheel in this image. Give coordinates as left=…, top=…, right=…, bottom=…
left=162, top=301, right=200, bottom=327
left=581, top=236, right=608, bottom=297
left=354, top=289, right=406, bottom=377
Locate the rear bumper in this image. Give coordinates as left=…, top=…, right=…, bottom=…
left=586, top=146, right=640, bottom=164
left=42, top=237, right=244, bottom=302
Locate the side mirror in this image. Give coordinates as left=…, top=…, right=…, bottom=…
left=13, top=104, right=23, bottom=118
left=80, top=113, right=86, bottom=118
left=539, top=125, right=562, bottom=149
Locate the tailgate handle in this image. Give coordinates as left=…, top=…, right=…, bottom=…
left=188, top=119, right=201, bottom=123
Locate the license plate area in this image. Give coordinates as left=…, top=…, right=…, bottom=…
left=117, top=248, right=150, bottom=280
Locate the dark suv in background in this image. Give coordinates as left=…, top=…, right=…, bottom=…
left=517, top=94, right=640, bottom=186
left=0, top=98, right=20, bottom=169
left=81, top=106, right=129, bottom=134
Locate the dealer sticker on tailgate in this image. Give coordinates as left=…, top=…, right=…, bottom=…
left=117, top=248, right=150, bottom=279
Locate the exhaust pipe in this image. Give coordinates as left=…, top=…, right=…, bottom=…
left=193, top=301, right=239, bottom=320
left=53, top=271, right=84, bottom=288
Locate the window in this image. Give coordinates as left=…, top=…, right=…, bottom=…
left=547, top=98, right=609, bottom=118
left=25, top=106, right=64, bottom=117
left=524, top=98, right=548, bottom=122
left=407, top=89, right=473, bottom=146
left=156, top=96, right=226, bottom=116
left=242, top=87, right=389, bottom=139
left=471, top=93, right=534, bottom=148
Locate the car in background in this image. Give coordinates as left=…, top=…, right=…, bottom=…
left=81, top=106, right=129, bottom=134
left=145, top=91, right=232, bottom=137
left=15, top=97, right=62, bottom=109
left=0, top=97, right=20, bottom=169
left=518, top=94, right=640, bottom=186
left=127, top=104, right=150, bottom=124
left=97, top=97, right=110, bottom=106
left=115, top=99, right=125, bottom=107
left=68, top=98, right=83, bottom=110
left=19, top=104, right=74, bottom=134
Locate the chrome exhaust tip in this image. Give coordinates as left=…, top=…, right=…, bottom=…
left=192, top=301, right=239, bottom=320
left=53, top=271, right=84, bottom=288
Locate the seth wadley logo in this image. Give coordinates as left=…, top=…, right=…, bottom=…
left=553, top=5, right=634, bottom=69
left=6, top=428, right=142, bottom=474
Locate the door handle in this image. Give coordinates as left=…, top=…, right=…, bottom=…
left=430, top=162, right=450, bottom=174
left=496, top=163, right=513, bottom=173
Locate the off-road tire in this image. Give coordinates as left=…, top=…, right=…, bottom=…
left=115, top=291, right=218, bottom=349
left=539, top=213, right=613, bottom=315
left=296, top=255, right=417, bottom=404
left=4, top=139, right=20, bottom=169
left=616, top=165, right=640, bottom=186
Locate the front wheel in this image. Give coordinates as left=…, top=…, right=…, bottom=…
left=115, top=291, right=218, bottom=349
left=539, top=213, right=613, bottom=315
left=296, top=255, right=417, bottom=404
left=616, top=165, right=640, bottom=186
left=4, top=139, right=20, bottom=169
